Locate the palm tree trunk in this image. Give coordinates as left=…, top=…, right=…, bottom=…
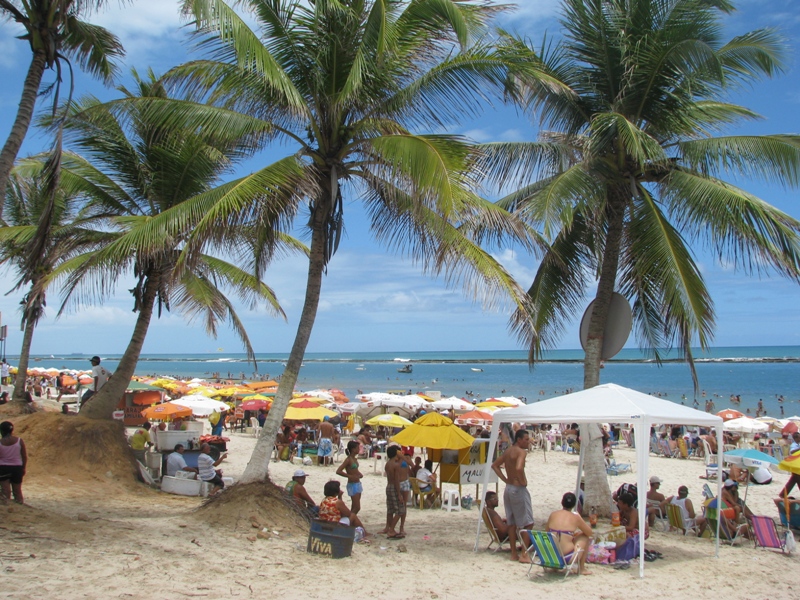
left=239, top=180, right=333, bottom=484
left=81, top=272, right=161, bottom=420
left=0, top=50, right=47, bottom=221
left=11, top=316, right=36, bottom=404
left=581, top=186, right=627, bottom=516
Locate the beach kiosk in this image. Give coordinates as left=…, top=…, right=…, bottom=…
left=430, top=439, right=498, bottom=502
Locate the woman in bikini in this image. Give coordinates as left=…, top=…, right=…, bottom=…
left=336, top=440, right=366, bottom=532
left=544, top=492, right=593, bottom=575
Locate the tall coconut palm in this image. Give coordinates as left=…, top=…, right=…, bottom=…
left=0, top=0, right=125, bottom=220
left=50, top=70, right=307, bottom=420
left=0, top=159, right=108, bottom=404
left=171, top=0, right=541, bottom=483
left=479, top=0, right=800, bottom=513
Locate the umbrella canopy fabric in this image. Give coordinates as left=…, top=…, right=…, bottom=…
left=283, top=405, right=337, bottom=421
left=717, top=408, right=745, bottom=421
left=240, top=399, right=271, bottom=411
left=783, top=422, right=799, bottom=435
left=723, top=416, right=769, bottom=433
left=391, top=412, right=474, bottom=449
left=126, top=380, right=162, bottom=391
left=475, top=399, right=515, bottom=408
left=170, top=396, right=229, bottom=416
left=723, top=448, right=779, bottom=469
left=365, top=414, right=413, bottom=428
left=290, top=397, right=329, bottom=405
left=140, top=403, right=192, bottom=420
left=432, top=397, right=474, bottom=411
left=455, top=410, right=493, bottom=425
left=779, top=452, right=800, bottom=475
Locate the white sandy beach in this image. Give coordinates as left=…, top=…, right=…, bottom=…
left=2, top=414, right=800, bottom=600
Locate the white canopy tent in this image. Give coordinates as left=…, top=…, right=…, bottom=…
left=474, top=383, right=724, bottom=578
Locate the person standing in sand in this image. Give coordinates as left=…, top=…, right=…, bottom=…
left=0, top=421, right=27, bottom=504
left=492, top=428, right=533, bottom=562
left=318, top=417, right=335, bottom=466
left=336, top=440, right=365, bottom=524
left=82, top=356, right=111, bottom=407
left=381, top=445, right=406, bottom=539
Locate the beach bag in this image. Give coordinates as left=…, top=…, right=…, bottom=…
left=208, top=411, right=221, bottom=426
left=280, top=447, right=290, bottom=461
left=786, top=531, right=797, bottom=554
left=615, top=534, right=640, bottom=562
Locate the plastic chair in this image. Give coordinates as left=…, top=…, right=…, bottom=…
left=749, top=515, right=788, bottom=553
left=481, top=507, right=510, bottom=552
left=409, top=477, right=437, bottom=509
left=519, top=530, right=582, bottom=580
left=441, top=489, right=461, bottom=512
left=249, top=417, right=261, bottom=438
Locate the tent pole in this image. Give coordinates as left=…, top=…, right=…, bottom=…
left=474, top=425, right=500, bottom=552
left=575, top=435, right=585, bottom=506
left=716, top=426, right=724, bottom=558
left=635, top=419, right=649, bottom=578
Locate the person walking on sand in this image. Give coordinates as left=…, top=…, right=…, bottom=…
left=0, top=421, right=27, bottom=504
left=492, top=429, right=533, bottom=562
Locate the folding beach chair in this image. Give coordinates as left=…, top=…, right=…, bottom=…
left=659, top=439, right=679, bottom=458
left=621, top=428, right=633, bottom=447
left=481, top=507, right=509, bottom=552
left=605, top=458, right=632, bottom=476
left=748, top=515, right=789, bottom=554
left=706, top=506, right=747, bottom=545
left=665, top=502, right=698, bottom=535
left=518, top=530, right=582, bottom=580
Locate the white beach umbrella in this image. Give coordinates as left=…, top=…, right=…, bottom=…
left=492, top=396, right=526, bottom=407
left=787, top=416, right=800, bottom=423
left=723, top=416, right=769, bottom=433
left=355, top=392, right=397, bottom=403
left=170, top=396, right=229, bottom=416
left=432, top=397, right=474, bottom=412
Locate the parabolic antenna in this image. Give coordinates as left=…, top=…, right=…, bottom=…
left=579, top=292, right=632, bottom=360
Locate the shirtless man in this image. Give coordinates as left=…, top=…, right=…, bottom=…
left=318, top=417, right=335, bottom=466
left=484, top=490, right=511, bottom=541
left=381, top=445, right=406, bottom=539
left=492, top=429, right=533, bottom=562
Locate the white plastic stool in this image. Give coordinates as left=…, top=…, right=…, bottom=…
left=373, top=452, right=387, bottom=475
left=441, top=489, right=461, bottom=512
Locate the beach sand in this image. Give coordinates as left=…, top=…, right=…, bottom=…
left=2, top=422, right=799, bottom=600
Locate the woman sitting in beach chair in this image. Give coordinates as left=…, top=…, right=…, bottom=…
left=540, top=492, right=593, bottom=576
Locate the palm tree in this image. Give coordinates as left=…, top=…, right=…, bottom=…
left=0, top=159, right=107, bottom=405
left=0, top=0, right=126, bottom=220
left=481, top=0, right=800, bottom=513
left=172, top=0, right=539, bottom=483
left=50, top=70, right=306, bottom=420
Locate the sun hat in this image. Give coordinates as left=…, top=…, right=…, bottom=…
left=649, top=476, right=663, bottom=484
left=293, top=469, right=309, bottom=478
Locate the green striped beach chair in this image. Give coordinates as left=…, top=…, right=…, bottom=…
left=518, top=530, right=582, bottom=580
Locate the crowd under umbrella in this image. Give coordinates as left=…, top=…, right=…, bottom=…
left=723, top=448, right=780, bottom=505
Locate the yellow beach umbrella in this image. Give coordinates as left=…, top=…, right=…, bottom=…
left=243, top=393, right=273, bottom=402
left=475, top=399, right=514, bottom=409
left=366, top=414, right=413, bottom=428
left=283, top=405, right=337, bottom=421
left=391, top=412, right=474, bottom=449
left=290, top=396, right=328, bottom=405
left=778, top=452, right=800, bottom=476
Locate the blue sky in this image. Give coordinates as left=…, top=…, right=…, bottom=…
left=0, top=0, right=799, bottom=356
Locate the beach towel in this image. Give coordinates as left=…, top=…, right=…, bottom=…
left=615, top=534, right=640, bottom=561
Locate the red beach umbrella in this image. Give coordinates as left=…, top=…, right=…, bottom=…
left=717, top=409, right=744, bottom=421
left=783, top=421, right=799, bottom=435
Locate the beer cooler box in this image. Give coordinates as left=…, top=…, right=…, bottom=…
left=306, top=520, right=355, bottom=558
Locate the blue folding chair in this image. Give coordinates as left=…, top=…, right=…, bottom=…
left=518, top=530, right=582, bottom=580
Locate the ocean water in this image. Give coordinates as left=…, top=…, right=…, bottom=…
left=16, top=346, right=800, bottom=416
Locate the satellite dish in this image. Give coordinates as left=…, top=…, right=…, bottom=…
left=579, top=292, right=632, bottom=360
